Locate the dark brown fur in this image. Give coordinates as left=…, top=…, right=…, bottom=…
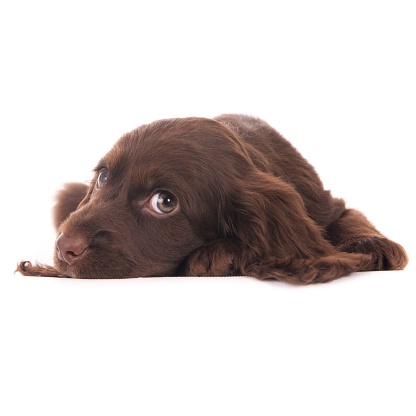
left=16, top=114, right=408, bottom=284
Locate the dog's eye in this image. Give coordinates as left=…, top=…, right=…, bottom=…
left=96, top=169, right=108, bottom=189
left=150, top=191, right=178, bottom=214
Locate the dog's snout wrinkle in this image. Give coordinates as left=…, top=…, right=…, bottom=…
left=56, top=233, right=88, bottom=265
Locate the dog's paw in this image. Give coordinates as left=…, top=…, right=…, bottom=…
left=340, top=237, right=408, bottom=271
left=183, top=239, right=242, bottom=276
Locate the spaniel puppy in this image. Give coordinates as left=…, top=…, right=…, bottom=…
left=17, top=114, right=408, bottom=284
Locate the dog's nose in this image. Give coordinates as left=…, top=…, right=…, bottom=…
left=56, top=233, right=88, bottom=265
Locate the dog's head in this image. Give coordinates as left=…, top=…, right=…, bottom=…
left=54, top=117, right=274, bottom=278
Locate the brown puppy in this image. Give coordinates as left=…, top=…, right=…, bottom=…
left=17, top=114, right=408, bottom=283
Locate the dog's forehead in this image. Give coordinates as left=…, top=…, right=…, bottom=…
left=102, top=118, right=254, bottom=198
left=112, top=118, right=239, bottom=166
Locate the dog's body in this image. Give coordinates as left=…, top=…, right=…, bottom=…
left=17, top=114, right=408, bottom=283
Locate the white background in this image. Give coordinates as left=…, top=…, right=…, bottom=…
left=0, top=1, right=414, bottom=415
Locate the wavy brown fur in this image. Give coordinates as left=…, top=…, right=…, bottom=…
left=16, top=114, right=408, bottom=284
left=17, top=261, right=64, bottom=277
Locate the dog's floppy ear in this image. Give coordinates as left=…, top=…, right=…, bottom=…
left=220, top=172, right=373, bottom=283
left=225, top=172, right=332, bottom=259
left=53, top=183, right=89, bottom=230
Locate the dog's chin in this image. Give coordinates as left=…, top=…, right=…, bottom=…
left=52, top=252, right=173, bottom=279
left=54, top=260, right=115, bottom=279
left=53, top=250, right=127, bottom=279
left=54, top=263, right=116, bottom=279
left=53, top=253, right=99, bottom=279
left=53, top=259, right=79, bottom=278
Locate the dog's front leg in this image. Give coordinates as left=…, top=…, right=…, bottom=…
left=182, top=239, right=244, bottom=277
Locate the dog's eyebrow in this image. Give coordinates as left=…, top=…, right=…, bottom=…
left=92, top=155, right=129, bottom=189
left=93, top=160, right=107, bottom=173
